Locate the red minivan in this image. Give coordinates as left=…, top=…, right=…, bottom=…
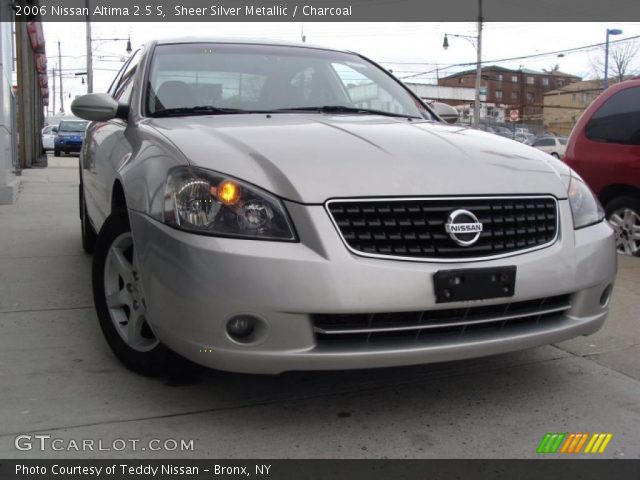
left=565, top=78, right=640, bottom=256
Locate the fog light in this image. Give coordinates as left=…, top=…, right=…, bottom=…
left=226, top=315, right=256, bottom=339
left=600, top=284, right=613, bottom=307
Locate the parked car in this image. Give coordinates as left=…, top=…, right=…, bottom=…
left=54, top=119, right=89, bottom=156
left=532, top=136, right=567, bottom=158
left=514, top=132, right=535, bottom=144
left=71, top=38, right=616, bottom=377
left=492, top=126, right=513, bottom=138
left=565, top=77, right=640, bottom=256
left=41, top=124, right=58, bottom=152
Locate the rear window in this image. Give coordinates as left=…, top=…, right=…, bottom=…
left=585, top=86, right=640, bottom=145
left=58, top=121, right=88, bottom=132
left=558, top=137, right=568, bottom=145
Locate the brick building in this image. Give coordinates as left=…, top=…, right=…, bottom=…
left=438, top=66, right=580, bottom=124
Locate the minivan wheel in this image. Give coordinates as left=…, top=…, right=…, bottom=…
left=93, top=209, right=197, bottom=377
left=606, top=197, right=640, bottom=256
left=80, top=187, right=97, bottom=254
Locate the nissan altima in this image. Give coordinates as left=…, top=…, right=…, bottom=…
left=71, top=38, right=616, bottom=376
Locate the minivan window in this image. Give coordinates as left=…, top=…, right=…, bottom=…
left=58, top=121, right=89, bottom=132
left=586, top=87, right=640, bottom=145
left=145, top=43, right=426, bottom=119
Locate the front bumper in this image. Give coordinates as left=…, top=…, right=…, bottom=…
left=129, top=200, right=616, bottom=374
left=55, top=139, right=83, bottom=151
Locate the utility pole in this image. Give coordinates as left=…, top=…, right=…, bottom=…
left=85, top=0, right=93, bottom=93
left=58, top=41, right=64, bottom=113
left=473, top=0, right=483, bottom=129
left=442, top=0, right=483, bottom=129
left=15, top=19, right=26, bottom=169
left=51, top=66, right=56, bottom=115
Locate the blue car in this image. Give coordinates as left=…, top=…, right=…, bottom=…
left=54, top=119, right=89, bottom=156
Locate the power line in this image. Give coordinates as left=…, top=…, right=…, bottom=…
left=397, top=34, right=640, bottom=79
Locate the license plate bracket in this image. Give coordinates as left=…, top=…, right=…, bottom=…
left=433, top=266, right=516, bottom=303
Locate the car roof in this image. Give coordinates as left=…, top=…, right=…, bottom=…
left=153, top=37, right=351, bottom=54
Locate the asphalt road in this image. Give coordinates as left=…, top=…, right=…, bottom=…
left=0, top=155, right=638, bottom=459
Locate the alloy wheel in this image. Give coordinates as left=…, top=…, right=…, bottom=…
left=609, top=208, right=640, bottom=255
left=103, top=232, right=159, bottom=352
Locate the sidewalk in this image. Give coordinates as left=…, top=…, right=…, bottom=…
left=0, top=156, right=639, bottom=459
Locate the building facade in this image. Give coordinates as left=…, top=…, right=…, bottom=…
left=404, top=82, right=475, bottom=106
left=0, top=3, right=19, bottom=203
left=403, top=81, right=507, bottom=123
left=542, top=80, right=605, bottom=136
left=438, top=66, right=581, bottom=125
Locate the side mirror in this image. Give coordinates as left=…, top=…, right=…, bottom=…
left=431, top=102, right=459, bottom=124
left=71, top=93, right=127, bottom=122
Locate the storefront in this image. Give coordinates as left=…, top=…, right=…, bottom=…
left=0, top=1, right=48, bottom=204
left=0, top=3, right=19, bottom=203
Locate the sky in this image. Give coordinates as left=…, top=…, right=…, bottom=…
left=42, top=21, right=640, bottom=114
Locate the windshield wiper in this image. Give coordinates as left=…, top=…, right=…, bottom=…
left=151, top=106, right=250, bottom=118
left=275, top=105, right=420, bottom=119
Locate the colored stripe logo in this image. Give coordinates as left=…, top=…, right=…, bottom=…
left=537, top=433, right=613, bottom=454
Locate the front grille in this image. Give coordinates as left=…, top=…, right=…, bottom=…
left=327, top=196, right=558, bottom=260
left=313, top=294, right=571, bottom=344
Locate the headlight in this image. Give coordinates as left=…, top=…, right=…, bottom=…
left=164, top=166, right=296, bottom=241
left=567, top=174, right=604, bottom=229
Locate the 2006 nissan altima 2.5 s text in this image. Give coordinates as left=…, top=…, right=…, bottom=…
left=71, top=38, right=616, bottom=376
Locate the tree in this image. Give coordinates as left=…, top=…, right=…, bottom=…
left=590, top=40, right=640, bottom=82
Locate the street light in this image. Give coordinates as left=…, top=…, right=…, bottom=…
left=604, top=28, right=623, bottom=89
left=442, top=0, right=483, bottom=129
left=93, top=35, right=132, bottom=54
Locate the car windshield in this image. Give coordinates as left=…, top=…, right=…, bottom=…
left=146, top=43, right=428, bottom=119
left=58, top=121, right=88, bottom=132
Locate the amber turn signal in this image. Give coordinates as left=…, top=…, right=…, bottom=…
left=215, top=179, right=241, bottom=205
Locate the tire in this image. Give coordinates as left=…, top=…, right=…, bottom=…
left=93, top=209, right=199, bottom=377
left=79, top=186, right=97, bottom=254
left=54, top=148, right=61, bottom=157
left=605, top=196, right=640, bottom=257
left=551, top=152, right=560, bottom=159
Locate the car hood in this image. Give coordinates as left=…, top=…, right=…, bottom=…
left=147, top=114, right=569, bottom=204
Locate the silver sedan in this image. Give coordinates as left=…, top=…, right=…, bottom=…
left=71, top=38, right=616, bottom=376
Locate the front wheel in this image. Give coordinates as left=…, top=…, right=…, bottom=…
left=606, top=196, right=640, bottom=256
left=54, top=148, right=61, bottom=157
left=551, top=152, right=560, bottom=159
left=92, top=209, right=196, bottom=376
